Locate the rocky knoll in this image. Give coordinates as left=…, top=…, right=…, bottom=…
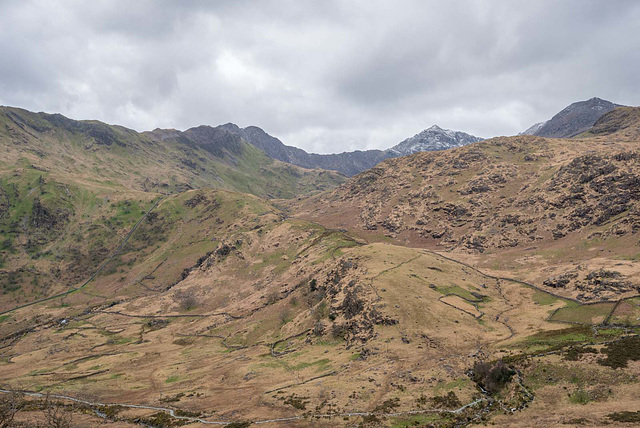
left=295, top=108, right=640, bottom=256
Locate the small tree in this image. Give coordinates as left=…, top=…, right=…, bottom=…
left=38, top=394, right=73, bottom=428
left=472, top=360, right=515, bottom=394
left=0, top=389, right=23, bottom=428
left=174, top=289, right=199, bottom=311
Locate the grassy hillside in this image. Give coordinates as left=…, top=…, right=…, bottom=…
left=0, top=106, right=344, bottom=199
left=1, top=189, right=638, bottom=426
left=0, top=106, right=343, bottom=310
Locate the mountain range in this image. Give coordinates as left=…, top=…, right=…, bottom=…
left=209, top=122, right=483, bottom=176
left=1, top=100, right=639, bottom=427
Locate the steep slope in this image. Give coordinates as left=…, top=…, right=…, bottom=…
left=0, top=106, right=344, bottom=199
left=293, top=108, right=640, bottom=302
left=390, top=125, right=483, bottom=155
left=0, top=106, right=343, bottom=311
left=522, top=97, right=623, bottom=138
left=584, top=106, right=640, bottom=140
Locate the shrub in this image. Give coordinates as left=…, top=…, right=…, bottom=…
left=472, top=360, right=515, bottom=394
left=431, top=391, right=462, bottom=409
left=569, top=389, right=590, bottom=405
left=598, top=337, right=640, bottom=369
left=174, top=289, right=199, bottom=311
left=565, top=346, right=598, bottom=361
left=0, top=390, right=23, bottom=428
left=608, top=411, right=640, bottom=423
left=266, top=290, right=280, bottom=305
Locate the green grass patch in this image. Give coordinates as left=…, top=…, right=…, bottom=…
left=164, top=375, right=180, bottom=383
left=435, top=285, right=478, bottom=301
left=517, top=326, right=596, bottom=352
left=260, top=357, right=331, bottom=373
left=549, top=302, right=616, bottom=325
left=568, top=389, right=591, bottom=405
left=532, top=289, right=560, bottom=306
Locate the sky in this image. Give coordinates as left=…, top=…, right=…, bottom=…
left=1, top=0, right=639, bottom=154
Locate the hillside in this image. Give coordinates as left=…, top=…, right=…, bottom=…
left=293, top=108, right=640, bottom=303
left=0, top=106, right=344, bottom=199
left=0, top=105, right=343, bottom=315
left=0, top=107, right=639, bottom=427
left=2, top=188, right=638, bottom=427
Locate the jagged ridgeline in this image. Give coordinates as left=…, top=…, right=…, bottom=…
left=0, top=106, right=344, bottom=198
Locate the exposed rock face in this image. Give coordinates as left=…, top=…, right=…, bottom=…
left=522, top=97, right=623, bottom=138
left=184, top=124, right=246, bottom=158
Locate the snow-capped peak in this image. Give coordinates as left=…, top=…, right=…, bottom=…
left=389, top=125, right=483, bottom=156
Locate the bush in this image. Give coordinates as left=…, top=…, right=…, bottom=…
left=174, top=289, right=199, bottom=311
left=598, top=337, right=640, bottom=369
left=431, top=391, right=462, bottom=409
left=37, top=395, right=73, bottom=428
left=0, top=390, right=23, bottom=428
left=266, top=290, right=280, bottom=305
left=569, top=389, right=590, bottom=405
left=565, top=346, right=598, bottom=361
left=608, top=411, right=640, bottom=423
left=472, top=360, right=515, bottom=394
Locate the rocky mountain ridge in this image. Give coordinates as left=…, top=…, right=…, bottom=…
left=390, top=124, right=483, bottom=154
left=521, top=97, right=624, bottom=138
left=203, top=122, right=482, bottom=176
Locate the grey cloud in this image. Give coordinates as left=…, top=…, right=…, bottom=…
left=0, top=0, right=639, bottom=154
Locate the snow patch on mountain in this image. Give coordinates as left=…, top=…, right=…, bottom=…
left=519, top=121, right=547, bottom=135
left=390, top=125, right=483, bottom=155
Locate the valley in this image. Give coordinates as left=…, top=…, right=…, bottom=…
left=1, top=106, right=639, bottom=427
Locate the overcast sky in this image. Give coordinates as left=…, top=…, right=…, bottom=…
left=1, top=0, right=639, bottom=153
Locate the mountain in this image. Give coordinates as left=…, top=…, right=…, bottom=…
left=216, top=123, right=395, bottom=176
left=294, top=107, right=640, bottom=302
left=2, top=104, right=640, bottom=427
left=0, top=106, right=344, bottom=199
left=390, top=124, right=483, bottom=154
left=222, top=123, right=481, bottom=176
left=521, top=97, right=624, bottom=138
left=519, top=121, right=546, bottom=135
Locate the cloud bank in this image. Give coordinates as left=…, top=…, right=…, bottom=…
left=1, top=0, right=639, bottom=153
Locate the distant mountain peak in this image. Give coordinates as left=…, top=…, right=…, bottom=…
left=521, top=97, right=625, bottom=138
left=390, top=125, right=483, bottom=156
